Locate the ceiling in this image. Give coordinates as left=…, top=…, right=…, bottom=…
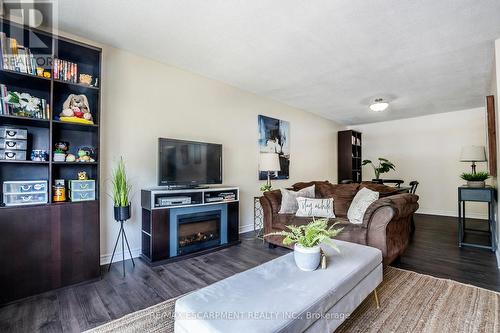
left=44, top=1, right=500, bottom=124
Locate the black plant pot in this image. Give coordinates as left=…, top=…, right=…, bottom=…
left=114, top=205, right=131, bottom=222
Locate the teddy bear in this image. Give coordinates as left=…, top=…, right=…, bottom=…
left=60, top=94, right=93, bottom=123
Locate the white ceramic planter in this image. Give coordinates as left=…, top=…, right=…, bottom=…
left=294, top=244, right=321, bottom=271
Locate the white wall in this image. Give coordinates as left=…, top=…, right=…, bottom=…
left=95, top=47, right=343, bottom=263
left=350, top=108, right=488, bottom=219
left=493, top=39, right=500, bottom=267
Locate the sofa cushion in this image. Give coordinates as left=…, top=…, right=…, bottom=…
left=279, top=185, right=315, bottom=214
left=292, top=181, right=331, bottom=197
left=359, top=182, right=400, bottom=197
left=319, top=184, right=360, bottom=217
left=347, top=188, right=379, bottom=224
left=269, top=216, right=368, bottom=247
left=332, top=217, right=368, bottom=245
left=296, top=197, right=335, bottom=218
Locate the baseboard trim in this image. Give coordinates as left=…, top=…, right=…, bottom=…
left=100, top=248, right=141, bottom=265
left=101, top=225, right=255, bottom=265
left=417, top=208, right=488, bottom=220
left=239, top=224, right=255, bottom=234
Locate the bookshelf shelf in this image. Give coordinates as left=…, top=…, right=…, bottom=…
left=0, top=160, right=49, bottom=164
left=0, top=68, right=51, bottom=81
left=51, top=161, right=98, bottom=165
left=0, top=18, right=102, bottom=304
left=53, top=79, right=99, bottom=90
left=0, top=114, right=50, bottom=127
left=52, top=119, right=99, bottom=131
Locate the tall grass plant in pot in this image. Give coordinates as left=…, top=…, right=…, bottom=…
left=112, top=157, right=132, bottom=221
left=108, top=157, right=135, bottom=276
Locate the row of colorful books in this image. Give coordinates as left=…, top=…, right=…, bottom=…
left=0, top=84, right=50, bottom=120
left=0, top=33, right=40, bottom=75
left=53, top=58, right=78, bottom=83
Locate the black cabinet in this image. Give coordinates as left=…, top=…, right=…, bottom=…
left=0, top=201, right=100, bottom=304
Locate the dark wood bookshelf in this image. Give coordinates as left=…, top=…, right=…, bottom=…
left=0, top=160, right=49, bottom=164
left=53, top=78, right=99, bottom=90
left=338, top=130, right=362, bottom=183
left=0, top=18, right=102, bottom=304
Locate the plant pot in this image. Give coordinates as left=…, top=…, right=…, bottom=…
left=467, top=181, right=485, bottom=188
left=114, top=205, right=131, bottom=221
left=294, top=244, right=321, bottom=271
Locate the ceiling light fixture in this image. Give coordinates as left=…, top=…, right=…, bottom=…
left=369, top=98, right=389, bottom=112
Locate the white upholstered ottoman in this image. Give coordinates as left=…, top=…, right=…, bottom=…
left=174, top=239, right=382, bottom=333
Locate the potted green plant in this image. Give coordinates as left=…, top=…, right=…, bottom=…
left=112, top=157, right=132, bottom=221
left=266, top=218, right=343, bottom=271
left=260, top=184, right=272, bottom=192
left=460, top=171, right=489, bottom=188
left=362, top=158, right=395, bottom=180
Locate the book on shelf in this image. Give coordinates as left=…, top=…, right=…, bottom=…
left=0, top=32, right=39, bottom=75
left=54, top=58, right=78, bottom=83
left=0, top=83, right=49, bottom=119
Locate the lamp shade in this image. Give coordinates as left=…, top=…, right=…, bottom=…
left=460, top=146, right=486, bottom=162
left=259, top=152, right=281, bottom=172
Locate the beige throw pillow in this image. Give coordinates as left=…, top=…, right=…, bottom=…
left=278, top=185, right=315, bottom=214
left=295, top=197, right=336, bottom=218
left=347, top=187, right=379, bottom=224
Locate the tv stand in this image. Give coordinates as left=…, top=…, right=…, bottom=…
left=140, top=186, right=240, bottom=265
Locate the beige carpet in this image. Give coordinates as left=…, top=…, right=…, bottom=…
left=86, top=267, right=499, bottom=333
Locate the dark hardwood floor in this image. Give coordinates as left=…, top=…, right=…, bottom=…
left=0, top=214, right=498, bottom=332
left=394, top=214, right=500, bottom=291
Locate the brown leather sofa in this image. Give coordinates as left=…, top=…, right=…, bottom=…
left=260, top=181, right=419, bottom=265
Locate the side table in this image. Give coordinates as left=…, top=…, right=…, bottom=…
left=458, top=186, right=497, bottom=252
left=254, top=196, right=264, bottom=240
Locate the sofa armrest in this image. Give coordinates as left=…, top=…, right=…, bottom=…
left=364, top=194, right=419, bottom=264
left=260, top=192, right=280, bottom=236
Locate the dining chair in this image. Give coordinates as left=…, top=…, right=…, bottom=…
left=409, top=181, right=419, bottom=194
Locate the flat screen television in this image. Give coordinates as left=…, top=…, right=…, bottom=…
left=158, top=138, right=223, bottom=187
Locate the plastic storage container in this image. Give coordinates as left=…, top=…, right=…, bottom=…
left=69, top=180, right=95, bottom=191
left=69, top=190, right=95, bottom=202
left=0, top=150, right=27, bottom=160
left=0, top=127, right=28, bottom=140
left=0, top=138, right=27, bottom=150
left=3, top=192, right=48, bottom=206
left=3, top=180, right=47, bottom=194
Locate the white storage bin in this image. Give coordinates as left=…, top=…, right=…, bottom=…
left=3, top=180, right=47, bottom=194
left=0, top=138, right=27, bottom=150
left=70, top=190, right=95, bottom=202
left=0, top=127, right=28, bottom=140
left=69, top=180, right=95, bottom=191
left=0, top=150, right=27, bottom=160
left=3, top=192, right=48, bottom=206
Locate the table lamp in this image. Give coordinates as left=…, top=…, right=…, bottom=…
left=460, top=146, right=486, bottom=174
left=259, top=152, right=281, bottom=189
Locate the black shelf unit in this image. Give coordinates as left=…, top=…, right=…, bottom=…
left=0, top=18, right=102, bottom=304
left=338, top=130, right=362, bottom=183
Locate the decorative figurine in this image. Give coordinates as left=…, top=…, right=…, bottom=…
left=36, top=67, right=44, bottom=76
left=43, top=70, right=51, bottom=78
left=75, top=146, right=96, bottom=162
left=78, top=171, right=88, bottom=180
left=65, top=153, right=76, bottom=162
left=79, top=74, right=92, bottom=86
left=59, top=94, right=93, bottom=124
left=53, top=141, right=69, bottom=162
left=31, top=149, right=48, bottom=161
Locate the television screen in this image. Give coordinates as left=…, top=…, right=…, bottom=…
left=158, top=138, right=222, bottom=186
